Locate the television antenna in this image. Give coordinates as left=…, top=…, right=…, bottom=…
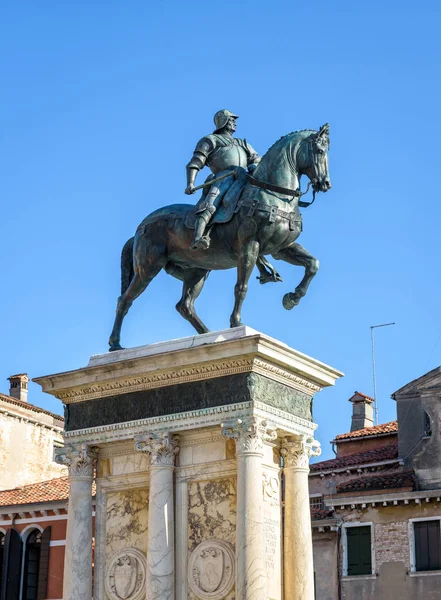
left=370, top=322, right=395, bottom=425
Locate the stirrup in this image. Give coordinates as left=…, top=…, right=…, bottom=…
left=191, top=235, right=211, bottom=251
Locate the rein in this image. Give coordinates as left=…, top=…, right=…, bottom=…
left=246, top=134, right=320, bottom=208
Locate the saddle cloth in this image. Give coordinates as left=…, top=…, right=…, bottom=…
left=184, top=169, right=247, bottom=230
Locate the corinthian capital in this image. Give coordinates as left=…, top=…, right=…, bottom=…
left=280, top=436, right=321, bottom=470
left=55, top=443, right=98, bottom=478
left=135, top=432, right=179, bottom=467
left=221, top=417, right=277, bottom=455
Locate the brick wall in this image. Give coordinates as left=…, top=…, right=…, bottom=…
left=374, top=521, right=410, bottom=570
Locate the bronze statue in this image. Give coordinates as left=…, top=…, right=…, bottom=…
left=109, top=119, right=331, bottom=351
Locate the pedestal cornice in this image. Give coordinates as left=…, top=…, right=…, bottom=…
left=34, top=327, right=343, bottom=404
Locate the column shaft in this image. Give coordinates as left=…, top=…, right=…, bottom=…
left=56, top=444, right=96, bottom=600
left=136, top=432, right=179, bottom=600
left=282, top=437, right=321, bottom=600
left=236, top=452, right=266, bottom=598
left=222, top=418, right=276, bottom=600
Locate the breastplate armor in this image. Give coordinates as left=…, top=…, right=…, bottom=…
left=207, top=140, right=248, bottom=174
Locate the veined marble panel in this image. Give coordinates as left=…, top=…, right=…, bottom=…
left=263, top=468, right=283, bottom=600
left=105, top=488, right=149, bottom=560
left=188, top=478, right=236, bottom=600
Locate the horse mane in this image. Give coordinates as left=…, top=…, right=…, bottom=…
left=260, top=129, right=317, bottom=163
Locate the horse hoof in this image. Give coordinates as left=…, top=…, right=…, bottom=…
left=109, top=343, right=124, bottom=352
left=283, top=293, right=300, bottom=311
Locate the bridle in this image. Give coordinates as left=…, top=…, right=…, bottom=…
left=246, top=130, right=328, bottom=208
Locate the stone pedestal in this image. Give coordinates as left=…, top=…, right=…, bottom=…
left=37, top=326, right=343, bottom=600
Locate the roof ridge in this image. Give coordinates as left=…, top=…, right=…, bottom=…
left=0, top=393, right=64, bottom=421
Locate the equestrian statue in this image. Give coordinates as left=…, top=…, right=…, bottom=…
left=109, top=110, right=331, bottom=351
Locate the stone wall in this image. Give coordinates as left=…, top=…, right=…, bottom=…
left=0, top=411, right=66, bottom=489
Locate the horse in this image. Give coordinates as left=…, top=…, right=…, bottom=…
left=109, top=125, right=331, bottom=351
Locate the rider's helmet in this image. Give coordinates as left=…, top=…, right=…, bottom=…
left=213, top=109, right=238, bottom=133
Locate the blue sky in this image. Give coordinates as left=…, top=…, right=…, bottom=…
left=1, top=1, right=440, bottom=460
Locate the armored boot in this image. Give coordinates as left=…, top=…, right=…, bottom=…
left=191, top=205, right=216, bottom=250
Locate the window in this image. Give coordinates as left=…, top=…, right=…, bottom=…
left=344, top=525, right=373, bottom=576
left=423, top=411, right=432, bottom=437
left=0, top=532, right=5, bottom=589
left=22, top=529, right=42, bottom=600
left=414, top=520, right=441, bottom=572
left=309, top=495, right=324, bottom=510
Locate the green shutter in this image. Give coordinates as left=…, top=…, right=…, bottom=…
left=347, top=526, right=372, bottom=576
left=0, top=529, right=22, bottom=600
left=37, top=526, right=51, bottom=600
left=415, top=521, right=441, bottom=572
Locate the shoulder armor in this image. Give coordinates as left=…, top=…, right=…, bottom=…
left=195, top=135, right=215, bottom=157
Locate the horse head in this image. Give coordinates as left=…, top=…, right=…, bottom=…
left=301, top=124, right=331, bottom=194
left=253, top=125, right=331, bottom=196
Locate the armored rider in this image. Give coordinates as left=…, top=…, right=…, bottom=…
left=185, top=109, right=261, bottom=250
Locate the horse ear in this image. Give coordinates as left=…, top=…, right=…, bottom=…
left=318, top=123, right=330, bottom=138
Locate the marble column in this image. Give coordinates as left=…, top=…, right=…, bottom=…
left=281, top=436, right=321, bottom=600
left=222, top=417, right=277, bottom=600
left=136, top=432, right=179, bottom=600
left=55, top=443, right=97, bottom=600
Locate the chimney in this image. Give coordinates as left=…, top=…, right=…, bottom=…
left=349, top=391, right=374, bottom=431
left=8, top=374, right=30, bottom=403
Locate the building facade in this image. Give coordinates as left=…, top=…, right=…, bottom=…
left=0, top=374, right=66, bottom=490
left=311, top=367, right=441, bottom=599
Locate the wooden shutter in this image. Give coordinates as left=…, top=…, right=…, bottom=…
left=37, top=526, right=51, bottom=600
left=0, top=528, right=22, bottom=600
left=415, top=521, right=441, bottom=571
left=347, top=526, right=372, bottom=576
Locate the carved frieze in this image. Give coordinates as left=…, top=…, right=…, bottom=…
left=105, top=548, right=146, bottom=600
left=263, top=472, right=280, bottom=506
left=188, top=539, right=235, bottom=600
left=55, top=356, right=320, bottom=405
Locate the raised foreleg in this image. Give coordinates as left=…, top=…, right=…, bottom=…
left=230, top=240, right=260, bottom=328
left=273, top=242, right=319, bottom=310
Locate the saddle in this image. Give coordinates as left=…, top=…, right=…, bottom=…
left=184, top=169, right=248, bottom=230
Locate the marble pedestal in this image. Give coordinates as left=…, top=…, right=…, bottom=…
left=35, top=327, right=342, bottom=600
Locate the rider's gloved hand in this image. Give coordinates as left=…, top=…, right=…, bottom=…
left=185, top=184, right=196, bottom=195
left=248, top=163, right=258, bottom=174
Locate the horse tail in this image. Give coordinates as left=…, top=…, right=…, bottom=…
left=121, top=236, right=135, bottom=295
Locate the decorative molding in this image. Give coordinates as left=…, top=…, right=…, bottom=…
left=188, top=539, right=235, bottom=600
left=63, top=400, right=316, bottom=445
left=105, top=548, right=146, bottom=600
left=54, top=357, right=321, bottom=404
left=263, top=472, right=280, bottom=506
left=55, top=443, right=98, bottom=477
left=281, top=436, right=321, bottom=470
left=221, top=417, right=277, bottom=455
left=252, top=358, right=321, bottom=394
left=135, top=432, right=179, bottom=466
left=56, top=358, right=255, bottom=403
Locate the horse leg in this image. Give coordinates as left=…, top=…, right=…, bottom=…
left=256, top=256, right=283, bottom=284
left=273, top=242, right=319, bottom=310
left=230, top=240, right=259, bottom=328
left=109, top=246, right=166, bottom=351
left=176, top=269, right=210, bottom=334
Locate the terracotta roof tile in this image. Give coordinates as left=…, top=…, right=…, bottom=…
left=351, top=391, right=374, bottom=402
left=334, top=421, right=398, bottom=441
left=310, top=443, right=399, bottom=473
left=0, top=477, right=96, bottom=507
left=336, top=470, right=416, bottom=494
left=311, top=507, right=334, bottom=520
left=0, top=393, right=64, bottom=422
